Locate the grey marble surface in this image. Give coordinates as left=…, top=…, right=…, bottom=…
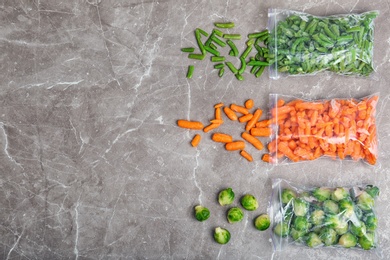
left=1, top=0, right=390, bottom=259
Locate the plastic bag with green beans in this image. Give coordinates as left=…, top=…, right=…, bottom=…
left=267, top=9, right=379, bottom=79
left=270, top=178, right=381, bottom=256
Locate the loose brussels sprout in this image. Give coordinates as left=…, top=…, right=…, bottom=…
left=281, top=188, right=297, bottom=204
left=363, top=212, right=377, bottom=231
left=293, top=216, right=310, bottom=232
left=273, top=221, right=289, bottom=237
left=254, top=214, right=271, bottom=231
left=240, top=194, right=258, bottom=211
left=323, top=200, right=340, bottom=215
left=338, top=232, right=357, bottom=248
left=290, top=228, right=307, bottom=241
left=293, top=198, right=309, bottom=217
left=218, top=188, right=235, bottom=206
left=214, top=227, right=231, bottom=244
left=365, top=185, right=379, bottom=199
left=227, top=207, right=244, bottom=224
left=306, top=232, right=323, bottom=248
left=359, top=232, right=375, bottom=250
left=331, top=187, right=350, bottom=201
left=339, top=199, right=354, bottom=219
left=312, top=187, right=332, bottom=202
left=310, top=209, right=325, bottom=226
left=350, top=221, right=367, bottom=237
left=319, top=227, right=338, bottom=246
left=194, top=205, right=210, bottom=222
left=356, top=191, right=374, bottom=211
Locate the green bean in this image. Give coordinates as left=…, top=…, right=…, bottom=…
left=181, top=47, right=195, bottom=53
left=218, top=68, right=225, bottom=77
left=211, top=35, right=226, bottom=47
left=255, top=66, right=266, bottom=78
left=250, top=65, right=260, bottom=74
left=226, top=39, right=239, bottom=57
left=214, top=63, right=224, bottom=69
left=240, top=45, right=253, bottom=59
left=223, top=34, right=241, bottom=40
left=195, top=29, right=206, bottom=55
left=246, top=38, right=255, bottom=46
left=225, top=62, right=238, bottom=74
left=204, top=45, right=220, bottom=56
left=214, top=22, right=235, bottom=28
left=337, top=34, right=353, bottom=45
left=188, top=53, right=205, bottom=60
left=209, top=43, right=218, bottom=50
left=235, top=74, right=244, bottom=81
left=212, top=29, right=224, bottom=37
left=247, top=61, right=269, bottom=66
left=238, top=57, right=246, bottom=75
left=186, top=65, right=194, bottom=78
left=196, top=28, right=209, bottom=37
left=211, top=56, right=225, bottom=62
left=248, top=30, right=268, bottom=39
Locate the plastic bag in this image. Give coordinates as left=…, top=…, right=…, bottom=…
left=267, top=9, right=379, bottom=79
left=270, top=178, right=380, bottom=253
left=267, top=93, right=378, bottom=165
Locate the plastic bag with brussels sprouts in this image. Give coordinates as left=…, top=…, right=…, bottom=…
left=269, top=178, right=381, bottom=255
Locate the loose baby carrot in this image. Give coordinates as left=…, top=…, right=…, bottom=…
left=250, top=127, right=271, bottom=137
left=241, top=132, right=264, bottom=150
left=240, top=150, right=253, bottom=162
left=262, top=153, right=271, bottom=163
left=225, top=141, right=245, bottom=151
left=210, top=119, right=224, bottom=124
left=203, top=123, right=221, bottom=133
left=214, top=103, right=224, bottom=108
left=191, top=134, right=201, bottom=147
left=224, top=106, right=238, bottom=121
left=246, top=109, right=263, bottom=131
left=245, top=99, right=254, bottom=109
left=238, top=113, right=253, bottom=123
left=212, top=133, right=233, bottom=143
left=256, top=119, right=271, bottom=128
left=177, top=120, right=204, bottom=130
left=230, top=104, right=249, bottom=115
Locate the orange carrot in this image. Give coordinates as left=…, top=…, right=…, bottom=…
left=246, top=109, right=263, bottom=131
left=212, top=133, right=233, bottom=143
left=256, top=119, right=271, bottom=128
left=203, top=123, right=221, bottom=133
left=238, top=113, right=253, bottom=123
left=225, top=141, right=245, bottom=151
left=240, top=150, right=253, bottom=162
left=262, top=153, right=271, bottom=163
left=231, top=104, right=249, bottom=115
left=242, top=132, right=264, bottom=150
left=215, top=106, right=222, bottom=120
left=277, top=99, right=286, bottom=107
left=177, top=120, right=204, bottom=130
left=245, top=99, right=254, bottom=109
left=191, top=134, right=201, bottom=147
left=250, top=127, right=271, bottom=137
left=210, top=119, right=224, bottom=124
left=214, top=102, right=224, bottom=108
left=224, top=106, right=238, bottom=121
left=295, top=102, right=324, bottom=110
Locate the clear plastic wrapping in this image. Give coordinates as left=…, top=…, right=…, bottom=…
left=267, top=9, right=379, bottom=79
left=270, top=178, right=380, bottom=254
left=267, top=94, right=379, bottom=165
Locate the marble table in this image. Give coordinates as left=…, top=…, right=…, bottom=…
left=1, top=0, right=389, bottom=259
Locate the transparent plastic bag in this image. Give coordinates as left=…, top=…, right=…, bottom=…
left=270, top=178, right=380, bottom=254
left=267, top=9, right=379, bottom=79
left=267, top=93, right=379, bottom=165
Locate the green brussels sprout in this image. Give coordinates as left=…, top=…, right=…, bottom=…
left=290, top=228, right=307, bottom=241
left=339, top=199, right=354, bottom=219
left=358, top=232, right=375, bottom=250
left=331, top=187, right=350, bottom=201
left=194, top=205, right=210, bottom=222
left=356, top=191, right=375, bottom=211
left=214, top=227, right=231, bottom=244
left=319, top=227, right=338, bottom=246
left=273, top=221, right=289, bottom=237
left=281, top=188, right=297, bottom=204
left=240, top=194, right=258, bottom=211
left=306, top=232, right=323, bottom=248
left=365, top=185, right=379, bottom=199
left=338, top=232, right=357, bottom=248
left=323, top=200, right=339, bottom=215
left=334, top=220, right=349, bottom=235
left=312, top=187, right=332, bottom=202
left=293, top=216, right=310, bottom=232
left=354, top=205, right=363, bottom=220
left=363, top=212, right=377, bottom=231
left=227, top=207, right=244, bottom=224
left=310, top=209, right=325, bottom=226
left=293, top=198, right=309, bottom=216
left=350, top=221, right=367, bottom=237
left=325, top=215, right=346, bottom=230
left=254, top=214, right=271, bottom=231
left=300, top=191, right=312, bottom=201
left=218, top=188, right=235, bottom=206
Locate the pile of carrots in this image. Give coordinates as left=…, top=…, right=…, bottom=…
left=266, top=95, right=378, bottom=165
left=177, top=99, right=270, bottom=162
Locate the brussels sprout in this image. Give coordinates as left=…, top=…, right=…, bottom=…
left=354, top=205, right=363, bottom=220
left=306, top=232, right=323, bottom=248
left=338, top=232, right=357, bottom=248
left=350, top=221, right=367, bottom=237
left=319, top=227, right=338, bottom=246
left=293, top=198, right=309, bottom=216
left=300, top=191, right=312, bottom=201
left=240, top=194, right=259, bottom=211
left=339, top=199, right=354, bottom=219
left=194, top=205, right=210, bottom=222
left=365, top=185, right=379, bottom=199
left=273, top=221, right=289, bottom=237
left=312, top=187, right=332, bottom=202
left=310, top=209, right=325, bottom=226
left=218, top=188, right=235, bottom=206
left=331, top=187, right=350, bottom=201
left=290, top=228, right=307, bottom=241
left=281, top=188, right=297, bottom=204
left=214, top=227, right=231, bottom=244
left=227, top=207, right=244, bottom=224
left=359, top=232, right=375, bottom=250
left=323, top=200, right=339, bottom=215
left=254, top=214, right=271, bottom=231
left=363, top=212, right=377, bottom=231
left=334, top=220, right=349, bottom=235
left=356, top=191, right=374, bottom=211
left=325, top=215, right=347, bottom=230
left=293, top=216, right=310, bottom=232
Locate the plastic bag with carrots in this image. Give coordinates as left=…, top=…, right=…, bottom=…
left=267, top=93, right=378, bottom=165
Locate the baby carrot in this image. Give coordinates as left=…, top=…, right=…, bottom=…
left=214, top=103, right=224, bottom=108
left=240, top=150, right=253, bottom=162
left=224, top=106, right=238, bottom=121
left=230, top=104, right=249, bottom=115
left=225, top=141, right=245, bottom=151
left=210, top=119, right=224, bottom=124
left=246, top=109, right=262, bottom=131
left=191, top=134, right=201, bottom=147
left=238, top=113, right=253, bottom=123
left=212, top=133, right=233, bottom=143
left=277, top=99, right=286, bottom=107
left=215, top=106, right=222, bottom=120
left=295, top=102, right=324, bottom=110
left=256, top=119, right=271, bottom=128
left=177, top=120, right=204, bottom=130
left=245, top=99, right=254, bottom=109
left=242, top=132, right=264, bottom=150
left=203, top=123, right=221, bottom=133
left=250, top=127, right=271, bottom=137
left=262, top=153, right=271, bottom=163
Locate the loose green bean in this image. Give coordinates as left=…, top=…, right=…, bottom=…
left=223, top=34, right=241, bottom=40
left=181, top=47, right=195, bottom=53
left=211, top=56, right=225, bottom=62
left=226, top=39, right=239, bottom=57
left=214, top=63, right=224, bottom=69
left=186, top=65, right=194, bottom=78
left=214, top=22, right=235, bottom=28
left=238, top=57, right=246, bottom=75
left=225, top=62, right=238, bottom=74
left=188, top=53, right=205, bottom=60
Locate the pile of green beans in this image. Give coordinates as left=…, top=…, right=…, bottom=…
left=269, top=11, right=378, bottom=77
left=181, top=22, right=271, bottom=80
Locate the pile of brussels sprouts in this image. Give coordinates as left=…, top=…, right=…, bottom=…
left=273, top=185, right=379, bottom=250
left=194, top=188, right=270, bottom=245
